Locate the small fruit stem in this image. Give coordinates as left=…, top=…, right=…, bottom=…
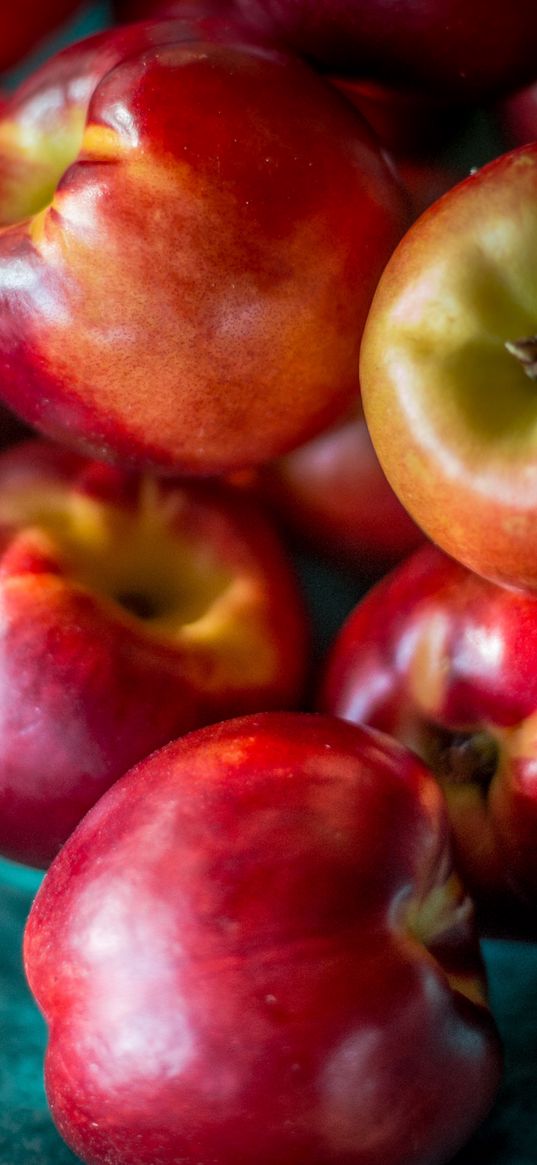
left=505, top=335, right=537, bottom=381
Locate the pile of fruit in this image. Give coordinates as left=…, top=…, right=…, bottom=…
left=2, top=1, right=537, bottom=1162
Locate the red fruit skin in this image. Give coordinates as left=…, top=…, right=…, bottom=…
left=497, top=81, right=537, bottom=147
left=0, top=439, right=308, bottom=868
left=0, top=25, right=407, bottom=476
left=113, top=0, right=243, bottom=27
left=263, top=408, right=423, bottom=574
left=321, top=542, right=537, bottom=931
left=359, top=144, right=537, bottom=594
left=24, top=712, right=501, bottom=1165
left=0, top=0, right=80, bottom=72
left=331, top=77, right=461, bottom=156
left=232, top=0, right=537, bottom=102
left=331, top=78, right=465, bottom=220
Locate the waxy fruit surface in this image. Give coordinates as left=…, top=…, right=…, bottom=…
left=0, top=439, right=307, bottom=868
left=360, top=144, right=537, bottom=592
left=0, top=22, right=407, bottom=475
left=322, top=542, right=537, bottom=931
left=24, top=712, right=501, bottom=1165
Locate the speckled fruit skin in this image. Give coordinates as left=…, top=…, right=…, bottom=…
left=360, top=144, right=537, bottom=593
left=321, top=542, right=537, bottom=932
left=0, top=0, right=80, bottom=72
left=24, top=712, right=501, bottom=1165
left=0, top=440, right=307, bottom=868
left=263, top=407, right=423, bottom=574
left=0, top=22, right=407, bottom=477
left=232, top=0, right=537, bottom=102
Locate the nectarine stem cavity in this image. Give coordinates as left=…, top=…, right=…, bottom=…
left=505, top=335, right=537, bottom=381
left=425, top=727, right=499, bottom=792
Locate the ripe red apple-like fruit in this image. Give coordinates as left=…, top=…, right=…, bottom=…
left=0, top=0, right=80, bottom=72
left=0, top=439, right=307, bottom=868
left=262, top=407, right=423, bottom=574
left=0, top=22, right=407, bottom=476
left=24, top=712, right=501, bottom=1165
left=360, top=143, right=537, bottom=592
left=232, top=0, right=537, bottom=102
left=321, top=542, right=537, bottom=932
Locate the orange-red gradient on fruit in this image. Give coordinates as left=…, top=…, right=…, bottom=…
left=0, top=25, right=408, bottom=475
left=0, top=439, right=308, bottom=868
left=361, top=145, right=537, bottom=592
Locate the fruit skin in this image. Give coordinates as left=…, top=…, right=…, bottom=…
left=390, top=154, right=461, bottom=221
left=331, top=77, right=461, bottom=156
left=360, top=143, right=537, bottom=593
left=321, top=542, right=537, bottom=932
left=0, top=0, right=79, bottom=72
left=263, top=407, right=423, bottom=574
left=233, top=0, right=537, bottom=101
left=332, top=77, right=465, bottom=219
left=0, top=25, right=407, bottom=477
left=24, top=711, right=501, bottom=1165
left=0, top=439, right=307, bottom=868
left=497, top=81, right=537, bottom=147
left=113, top=0, right=240, bottom=25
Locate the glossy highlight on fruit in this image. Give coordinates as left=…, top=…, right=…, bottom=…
left=360, top=144, right=537, bottom=592
left=25, top=712, right=501, bottom=1165
left=0, top=439, right=307, bottom=867
left=321, top=542, right=537, bottom=929
left=0, top=22, right=407, bottom=475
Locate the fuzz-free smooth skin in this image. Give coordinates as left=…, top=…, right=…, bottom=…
left=0, top=440, right=307, bottom=867
left=0, top=24, right=407, bottom=475
left=361, top=145, right=537, bottom=592
left=24, top=713, right=501, bottom=1165
left=321, top=542, right=537, bottom=932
